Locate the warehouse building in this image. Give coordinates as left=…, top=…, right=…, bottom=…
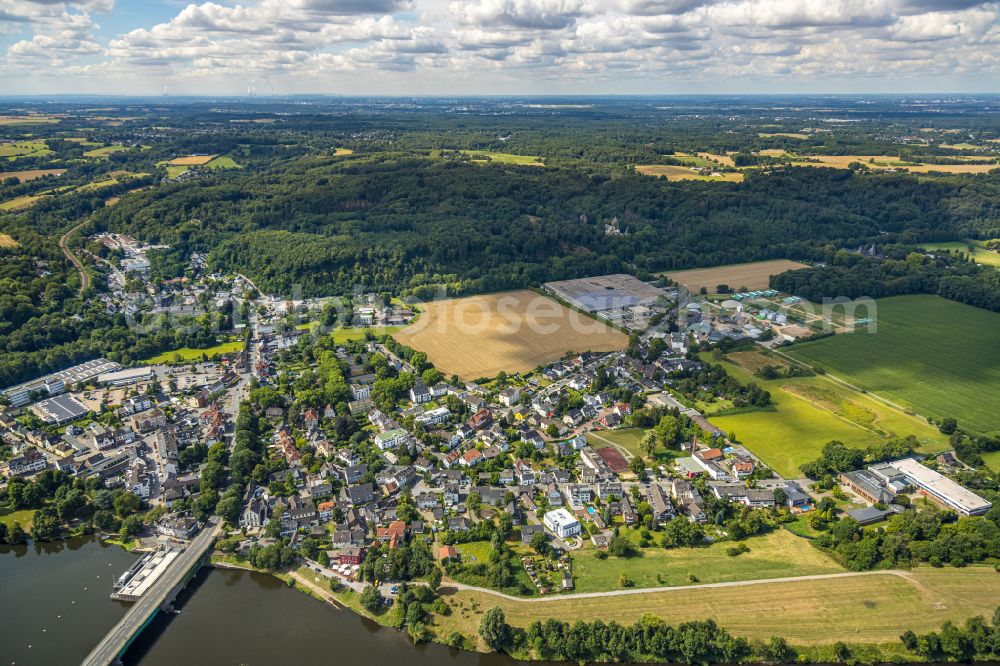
left=2, top=358, right=120, bottom=407
left=31, top=394, right=91, bottom=424
left=97, top=366, right=154, bottom=387
left=888, top=457, right=992, bottom=516
left=542, top=274, right=665, bottom=314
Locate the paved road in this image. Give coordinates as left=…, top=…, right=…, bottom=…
left=81, top=519, right=221, bottom=666
left=441, top=569, right=911, bottom=603
left=59, top=220, right=90, bottom=294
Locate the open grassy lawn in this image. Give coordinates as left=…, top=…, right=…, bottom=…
left=165, top=165, right=189, bottom=178
left=302, top=325, right=402, bottom=344
left=786, top=295, right=1000, bottom=435
left=571, top=529, right=843, bottom=593
left=145, top=339, right=243, bottom=363
left=921, top=240, right=1000, bottom=268
left=453, top=540, right=493, bottom=564
left=0, top=194, right=43, bottom=210
left=436, top=566, right=1000, bottom=648
left=83, top=144, right=129, bottom=158
left=459, top=149, right=544, bottom=166
left=704, top=353, right=948, bottom=477
left=0, top=139, right=52, bottom=160
left=204, top=155, right=241, bottom=169
left=0, top=508, right=34, bottom=530
left=980, top=449, right=1000, bottom=472
left=585, top=428, right=645, bottom=458
left=76, top=171, right=147, bottom=191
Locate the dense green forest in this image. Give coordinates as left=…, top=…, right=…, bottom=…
left=3, top=96, right=1000, bottom=388
left=95, top=156, right=1000, bottom=297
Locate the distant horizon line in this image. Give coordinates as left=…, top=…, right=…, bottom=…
left=1, top=92, right=1000, bottom=100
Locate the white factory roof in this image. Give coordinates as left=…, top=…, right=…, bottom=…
left=97, top=366, right=154, bottom=384
left=889, top=458, right=992, bottom=515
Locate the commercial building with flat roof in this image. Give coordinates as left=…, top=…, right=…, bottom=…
left=30, top=394, right=90, bottom=424
left=888, top=457, right=992, bottom=516
left=543, top=274, right=665, bottom=314
left=2, top=358, right=120, bottom=407
left=97, top=366, right=154, bottom=386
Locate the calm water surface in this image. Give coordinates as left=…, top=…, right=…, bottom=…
left=127, top=567, right=528, bottom=665
left=1, top=538, right=532, bottom=666
left=0, top=537, right=136, bottom=665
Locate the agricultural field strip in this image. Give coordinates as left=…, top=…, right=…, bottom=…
left=783, top=296, right=1000, bottom=434
left=440, top=567, right=1000, bottom=646
left=770, top=348, right=923, bottom=419
left=392, top=290, right=627, bottom=379
left=664, top=259, right=810, bottom=292
left=446, top=569, right=913, bottom=603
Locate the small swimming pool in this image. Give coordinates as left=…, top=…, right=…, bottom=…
left=586, top=506, right=596, bottom=515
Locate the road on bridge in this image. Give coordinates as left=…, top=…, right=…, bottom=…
left=81, top=518, right=221, bottom=666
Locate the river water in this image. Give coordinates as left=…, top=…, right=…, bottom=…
left=0, top=537, right=136, bottom=665
left=1, top=538, right=526, bottom=666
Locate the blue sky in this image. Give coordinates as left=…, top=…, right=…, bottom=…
left=1, top=0, right=999, bottom=94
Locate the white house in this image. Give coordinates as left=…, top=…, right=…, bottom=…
left=543, top=508, right=581, bottom=540
left=374, top=429, right=407, bottom=451
left=416, top=406, right=450, bottom=426
left=498, top=387, right=521, bottom=407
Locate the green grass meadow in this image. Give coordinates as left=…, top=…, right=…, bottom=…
left=570, top=529, right=843, bottom=593
left=786, top=295, right=1000, bottom=435
left=921, top=240, right=1000, bottom=268
left=705, top=352, right=947, bottom=477
left=145, top=339, right=243, bottom=364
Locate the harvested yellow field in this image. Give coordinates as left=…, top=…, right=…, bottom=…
left=697, top=152, right=735, bottom=167
left=905, top=163, right=1000, bottom=174
left=636, top=164, right=743, bottom=182
left=0, top=168, right=65, bottom=182
left=0, top=115, right=59, bottom=125
left=0, top=233, right=18, bottom=248
left=393, top=290, right=628, bottom=379
left=169, top=154, right=217, bottom=165
left=788, top=154, right=999, bottom=174
left=790, top=155, right=908, bottom=168
left=759, top=132, right=809, bottom=139
left=665, top=259, right=810, bottom=293
left=333, top=148, right=354, bottom=156
left=759, top=149, right=790, bottom=157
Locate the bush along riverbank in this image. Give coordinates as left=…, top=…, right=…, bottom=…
left=476, top=606, right=1000, bottom=664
